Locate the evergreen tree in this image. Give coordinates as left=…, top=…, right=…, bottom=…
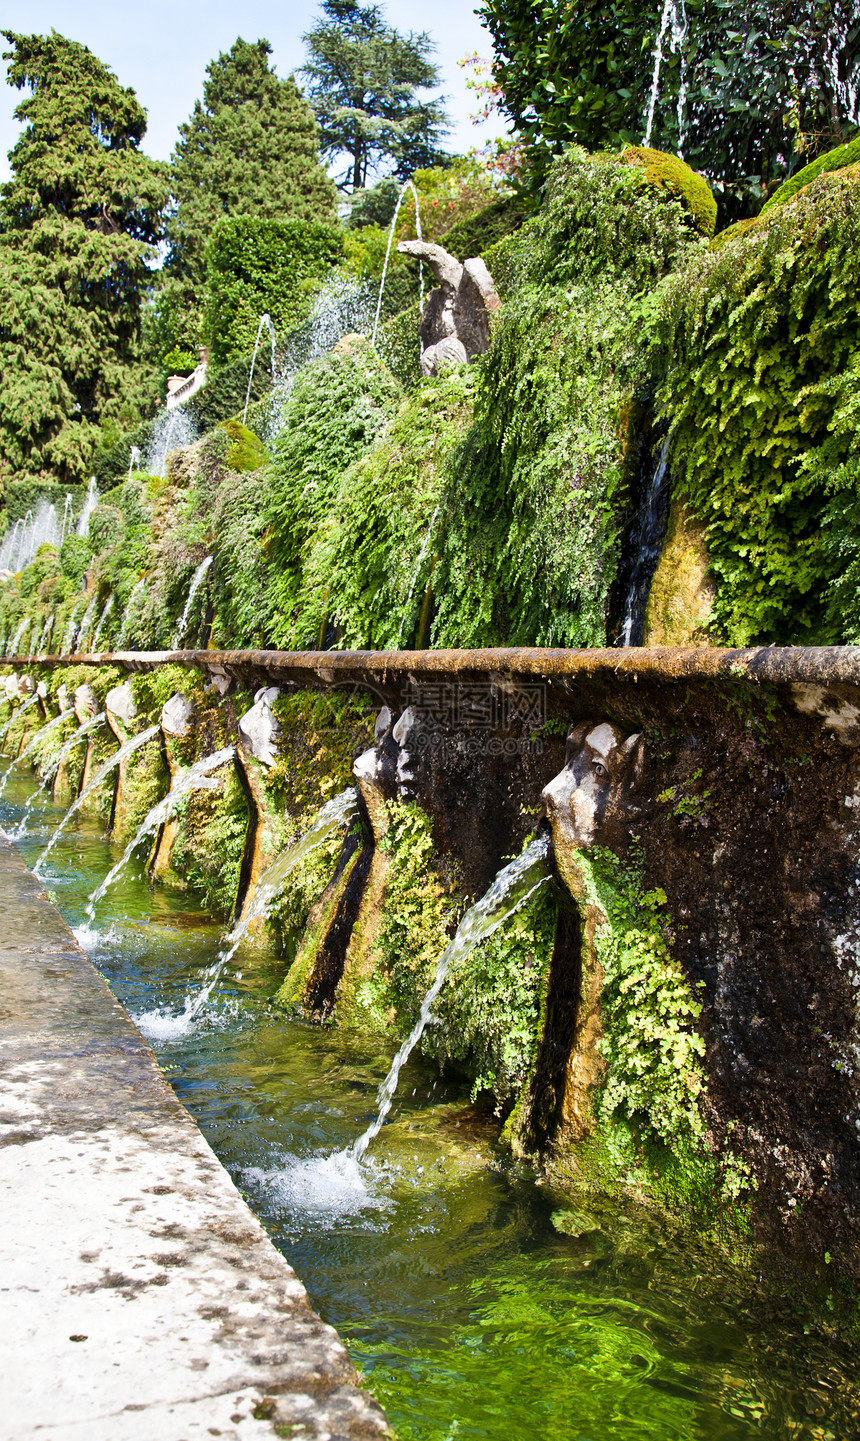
left=0, top=31, right=167, bottom=488
left=301, top=0, right=449, bottom=191
left=161, top=36, right=337, bottom=358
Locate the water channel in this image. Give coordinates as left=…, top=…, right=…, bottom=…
left=2, top=768, right=855, bottom=1441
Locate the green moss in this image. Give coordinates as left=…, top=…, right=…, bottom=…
left=129, top=664, right=207, bottom=716
left=219, top=418, right=266, bottom=473
left=657, top=164, right=860, bottom=643
left=762, top=140, right=860, bottom=214
left=619, top=145, right=717, bottom=236
left=169, top=762, right=249, bottom=917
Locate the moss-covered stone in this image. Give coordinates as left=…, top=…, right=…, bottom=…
left=219, top=418, right=266, bottom=473
left=619, top=145, right=718, bottom=236
left=642, top=498, right=715, bottom=645
left=762, top=138, right=860, bottom=215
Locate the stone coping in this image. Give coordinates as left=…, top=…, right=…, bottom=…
left=0, top=838, right=389, bottom=1440
left=4, top=644, right=860, bottom=692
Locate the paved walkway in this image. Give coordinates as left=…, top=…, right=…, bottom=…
left=0, top=840, right=390, bottom=1440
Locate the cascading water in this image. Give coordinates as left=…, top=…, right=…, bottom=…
left=78, top=746, right=237, bottom=943
left=642, top=0, right=689, bottom=151
left=116, top=578, right=146, bottom=648
left=127, top=445, right=142, bottom=481
left=9, top=618, right=30, bottom=656
left=60, top=494, right=74, bottom=546
left=36, top=615, right=54, bottom=656
left=146, top=404, right=198, bottom=479
left=172, top=556, right=213, bottom=648
left=33, top=724, right=160, bottom=876
left=62, top=599, right=85, bottom=654
left=352, top=834, right=551, bottom=1161
left=265, top=275, right=375, bottom=435
left=0, top=691, right=40, bottom=747
left=74, top=595, right=99, bottom=653
left=243, top=313, right=277, bottom=426
left=371, top=179, right=423, bottom=352
left=0, top=708, right=74, bottom=799
left=136, top=786, right=360, bottom=1040
left=91, top=594, right=114, bottom=653
left=9, top=711, right=106, bottom=840
left=0, top=500, right=63, bottom=573
left=617, top=434, right=672, bottom=647
left=76, top=478, right=99, bottom=538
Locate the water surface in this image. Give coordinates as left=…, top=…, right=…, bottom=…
left=2, top=771, right=853, bottom=1441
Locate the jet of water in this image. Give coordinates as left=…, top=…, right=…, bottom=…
left=75, top=595, right=99, bottom=653
left=76, top=478, right=99, bottom=538
left=0, top=708, right=74, bottom=799
left=395, top=503, right=441, bottom=648
left=60, top=494, right=75, bottom=546
left=0, top=692, right=40, bottom=748
left=127, top=445, right=142, bottom=481
left=371, top=179, right=423, bottom=351
left=33, top=724, right=160, bottom=875
left=91, top=594, right=114, bottom=653
left=10, top=711, right=106, bottom=840
left=351, top=834, right=551, bottom=1161
left=243, top=313, right=277, bottom=426
left=116, top=578, right=146, bottom=648
left=137, top=787, right=359, bottom=1039
left=81, top=746, right=237, bottom=930
left=172, top=556, right=213, bottom=648
left=642, top=0, right=688, bottom=150
left=63, top=598, right=85, bottom=655
left=9, top=618, right=31, bottom=656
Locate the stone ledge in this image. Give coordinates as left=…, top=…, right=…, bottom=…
left=0, top=840, right=390, bottom=1441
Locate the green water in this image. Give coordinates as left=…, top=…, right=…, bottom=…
left=2, top=772, right=855, bottom=1441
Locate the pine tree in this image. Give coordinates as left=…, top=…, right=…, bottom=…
left=163, top=37, right=337, bottom=340
left=0, top=31, right=168, bottom=488
left=301, top=0, right=449, bottom=191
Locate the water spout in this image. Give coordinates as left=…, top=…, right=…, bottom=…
left=91, top=594, right=114, bottom=653
left=9, top=618, right=30, bottom=656
left=76, top=478, right=99, bottom=538
left=0, top=692, right=40, bottom=748
left=34, top=724, right=160, bottom=876
left=643, top=0, right=689, bottom=151
left=0, top=708, right=74, bottom=799
left=351, top=834, right=551, bottom=1160
left=10, top=711, right=106, bottom=840
left=243, top=314, right=277, bottom=426
left=371, top=180, right=423, bottom=351
left=172, top=556, right=213, bottom=649
left=137, top=787, right=359, bottom=1039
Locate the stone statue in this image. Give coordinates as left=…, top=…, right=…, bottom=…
left=396, top=240, right=501, bottom=377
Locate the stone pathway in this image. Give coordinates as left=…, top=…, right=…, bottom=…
left=0, top=839, right=391, bottom=1440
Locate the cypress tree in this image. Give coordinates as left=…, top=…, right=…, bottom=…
left=160, top=37, right=337, bottom=358
left=0, top=31, right=167, bottom=489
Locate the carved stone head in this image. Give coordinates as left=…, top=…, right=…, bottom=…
left=541, top=722, right=647, bottom=861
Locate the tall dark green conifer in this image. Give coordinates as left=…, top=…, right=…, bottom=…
left=0, top=31, right=167, bottom=488
left=159, top=37, right=337, bottom=358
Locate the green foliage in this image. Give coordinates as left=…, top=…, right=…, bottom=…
left=192, top=351, right=273, bottom=431
left=431, top=148, right=699, bottom=648
left=203, top=216, right=344, bottom=364
left=0, top=30, right=168, bottom=489
left=312, top=368, right=473, bottom=648
left=441, top=193, right=530, bottom=261
left=219, top=419, right=266, bottom=473
left=264, top=341, right=400, bottom=647
left=158, top=36, right=336, bottom=357
left=575, top=848, right=706, bottom=1151
left=430, top=882, right=557, bottom=1109
left=479, top=0, right=859, bottom=221
left=129, top=663, right=206, bottom=715
left=170, top=763, right=249, bottom=917
left=617, top=147, right=716, bottom=236
left=762, top=136, right=860, bottom=214
left=301, top=0, right=449, bottom=191
left=657, top=165, right=860, bottom=643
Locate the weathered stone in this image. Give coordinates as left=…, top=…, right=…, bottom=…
left=74, top=683, right=98, bottom=723
left=160, top=692, right=195, bottom=737
left=105, top=681, right=137, bottom=729
left=237, top=686, right=281, bottom=766
left=397, top=239, right=501, bottom=376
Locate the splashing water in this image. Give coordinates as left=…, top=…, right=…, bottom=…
left=395, top=503, right=441, bottom=648
left=9, top=618, right=31, bottom=656
left=0, top=708, right=74, bottom=799
left=9, top=711, right=106, bottom=840
left=172, top=556, right=213, bottom=648
left=371, top=179, right=423, bottom=351
left=265, top=275, right=375, bottom=436
left=116, top=578, right=146, bottom=648
left=36, top=614, right=54, bottom=657
left=60, top=494, right=75, bottom=547
left=91, top=594, right=114, bottom=653
left=80, top=746, right=236, bottom=934
left=127, top=445, right=141, bottom=481
left=0, top=691, right=40, bottom=747
left=62, top=599, right=85, bottom=655
left=351, top=835, right=551, bottom=1162
left=136, top=786, right=360, bottom=1041
left=76, top=478, right=99, bottom=539
left=146, top=405, right=198, bottom=479
left=33, top=724, right=160, bottom=876
left=643, top=0, right=688, bottom=150
left=243, top=313, right=277, bottom=426
left=74, top=595, right=99, bottom=653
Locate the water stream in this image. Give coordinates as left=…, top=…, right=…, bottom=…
left=371, top=179, right=423, bottom=352
left=643, top=0, right=689, bottom=150
left=618, top=434, right=672, bottom=647
left=0, top=707, right=74, bottom=799
left=0, top=691, right=39, bottom=746
left=1, top=767, right=857, bottom=1439
left=76, top=477, right=98, bottom=538
left=33, top=724, right=160, bottom=875
left=172, top=555, right=213, bottom=648
left=9, top=711, right=106, bottom=840
left=136, top=786, right=359, bottom=1041
left=91, top=593, right=114, bottom=653
left=243, top=313, right=277, bottom=426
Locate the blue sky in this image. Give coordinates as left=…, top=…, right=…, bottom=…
left=0, top=0, right=509, bottom=182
